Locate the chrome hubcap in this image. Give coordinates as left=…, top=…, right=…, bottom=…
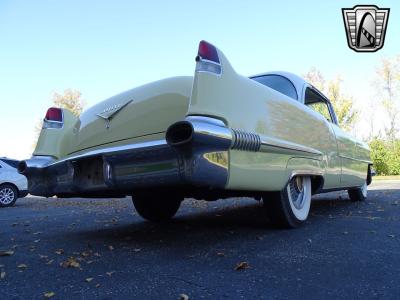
left=0, top=187, right=15, bottom=205
left=289, top=177, right=306, bottom=210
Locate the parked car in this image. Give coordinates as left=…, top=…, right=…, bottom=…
left=0, top=158, right=28, bottom=207
left=19, top=41, right=372, bottom=227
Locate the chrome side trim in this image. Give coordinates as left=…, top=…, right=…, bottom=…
left=290, top=170, right=324, bottom=180
left=260, top=137, right=323, bottom=156
left=54, top=139, right=167, bottom=166
left=339, top=154, right=372, bottom=164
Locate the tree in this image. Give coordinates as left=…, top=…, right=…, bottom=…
left=326, top=77, right=359, bottom=132
left=375, top=57, right=400, bottom=143
left=52, top=89, right=85, bottom=116
left=304, top=68, right=358, bottom=131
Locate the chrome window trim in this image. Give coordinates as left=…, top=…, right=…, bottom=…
left=250, top=74, right=299, bottom=100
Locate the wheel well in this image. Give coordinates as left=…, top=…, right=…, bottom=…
left=310, top=175, right=324, bottom=194
left=0, top=182, right=20, bottom=196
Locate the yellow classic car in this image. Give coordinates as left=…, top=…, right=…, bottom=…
left=19, top=41, right=372, bottom=228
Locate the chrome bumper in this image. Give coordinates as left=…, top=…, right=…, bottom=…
left=19, top=116, right=234, bottom=197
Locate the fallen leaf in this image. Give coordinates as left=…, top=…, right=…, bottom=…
left=217, top=252, right=225, bottom=257
left=34, top=239, right=41, bottom=243
left=85, top=277, right=93, bottom=283
left=108, top=245, right=114, bottom=251
left=94, top=252, right=101, bottom=257
left=343, top=231, right=348, bottom=235
left=133, top=248, right=141, bottom=252
left=234, top=261, right=250, bottom=271
left=61, top=257, right=80, bottom=268
left=106, top=271, right=115, bottom=276
left=46, top=259, right=54, bottom=265
left=0, top=250, right=14, bottom=256
left=54, top=249, right=64, bottom=255
left=39, top=255, right=48, bottom=259
left=44, top=292, right=55, bottom=298
left=0, top=271, right=5, bottom=279
left=95, top=283, right=101, bottom=288
left=33, top=232, right=42, bottom=235
left=17, top=264, right=28, bottom=269
left=388, top=234, right=395, bottom=238
left=86, top=260, right=94, bottom=265
left=180, top=293, right=189, bottom=300
left=81, top=251, right=91, bottom=257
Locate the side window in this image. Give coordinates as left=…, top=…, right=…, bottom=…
left=304, top=87, right=333, bottom=123
left=251, top=75, right=298, bottom=100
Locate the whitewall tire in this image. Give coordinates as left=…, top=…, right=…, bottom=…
left=348, top=181, right=367, bottom=202
left=263, top=176, right=312, bottom=228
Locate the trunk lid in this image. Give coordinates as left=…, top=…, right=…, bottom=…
left=63, top=76, right=192, bottom=156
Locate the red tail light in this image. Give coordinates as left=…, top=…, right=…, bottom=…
left=45, top=107, right=63, bottom=122
left=197, top=40, right=220, bottom=63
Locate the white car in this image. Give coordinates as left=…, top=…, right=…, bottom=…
left=0, top=158, right=28, bottom=207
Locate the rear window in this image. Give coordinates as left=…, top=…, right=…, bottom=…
left=251, top=75, right=298, bottom=100
left=1, top=159, right=19, bottom=168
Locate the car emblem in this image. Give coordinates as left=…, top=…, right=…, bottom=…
left=96, top=99, right=133, bottom=129
left=342, top=5, right=390, bottom=52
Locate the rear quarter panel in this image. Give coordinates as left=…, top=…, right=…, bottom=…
left=189, top=53, right=337, bottom=191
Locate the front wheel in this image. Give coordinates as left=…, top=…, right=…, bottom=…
left=263, top=176, right=312, bottom=228
left=132, top=193, right=182, bottom=222
left=0, top=184, right=18, bottom=208
left=348, top=181, right=367, bottom=202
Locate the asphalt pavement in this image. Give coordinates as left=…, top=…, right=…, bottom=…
left=0, top=180, right=399, bottom=299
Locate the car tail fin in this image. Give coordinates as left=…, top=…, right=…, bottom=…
left=188, top=41, right=245, bottom=124
left=33, top=107, right=78, bottom=159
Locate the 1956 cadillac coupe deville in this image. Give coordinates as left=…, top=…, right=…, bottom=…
left=19, top=41, right=372, bottom=228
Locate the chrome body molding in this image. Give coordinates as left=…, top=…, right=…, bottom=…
left=260, top=136, right=323, bottom=157
left=339, top=154, right=372, bottom=164
left=20, top=116, right=232, bottom=197
left=290, top=170, right=324, bottom=179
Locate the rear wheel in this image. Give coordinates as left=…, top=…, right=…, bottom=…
left=348, top=181, right=367, bottom=202
left=0, top=184, right=18, bottom=208
left=132, top=193, right=182, bottom=222
left=263, top=176, right=312, bottom=228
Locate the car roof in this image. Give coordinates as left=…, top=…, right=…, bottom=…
left=250, top=71, right=308, bottom=100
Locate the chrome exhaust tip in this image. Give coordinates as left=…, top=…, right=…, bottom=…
left=166, top=121, right=194, bottom=146
left=17, top=156, right=54, bottom=176
left=166, top=116, right=233, bottom=149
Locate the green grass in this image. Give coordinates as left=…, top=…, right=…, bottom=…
left=374, top=175, right=400, bottom=180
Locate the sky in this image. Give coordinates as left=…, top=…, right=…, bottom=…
left=0, top=0, right=399, bottom=159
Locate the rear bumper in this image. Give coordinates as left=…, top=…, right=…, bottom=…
left=20, top=117, right=234, bottom=197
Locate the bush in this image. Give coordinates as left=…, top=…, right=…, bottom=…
left=369, top=139, right=400, bottom=175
